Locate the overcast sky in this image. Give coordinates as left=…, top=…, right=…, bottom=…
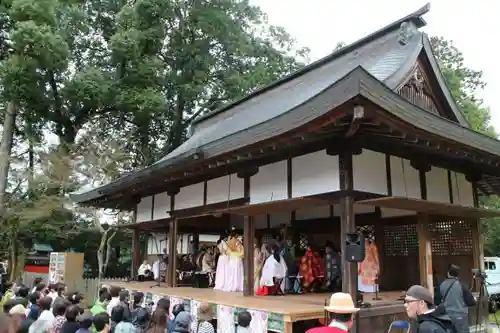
left=251, top=0, right=499, bottom=131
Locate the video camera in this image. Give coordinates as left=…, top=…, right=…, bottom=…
left=472, top=268, right=487, bottom=280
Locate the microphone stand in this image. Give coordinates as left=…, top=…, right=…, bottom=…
left=373, top=274, right=381, bottom=300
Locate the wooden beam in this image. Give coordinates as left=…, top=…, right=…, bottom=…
left=358, top=196, right=500, bottom=218
left=170, top=198, right=249, bottom=219
left=243, top=216, right=255, bottom=296
left=361, top=133, right=500, bottom=178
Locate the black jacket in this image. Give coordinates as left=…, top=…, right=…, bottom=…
left=416, top=306, right=456, bottom=333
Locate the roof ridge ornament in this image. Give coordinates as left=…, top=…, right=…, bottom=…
left=398, top=21, right=417, bottom=46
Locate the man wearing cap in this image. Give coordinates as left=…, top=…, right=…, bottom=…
left=306, top=292, right=359, bottom=332
left=404, top=285, right=455, bottom=333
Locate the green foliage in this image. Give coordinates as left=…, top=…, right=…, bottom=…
left=430, top=36, right=500, bottom=255
left=430, top=37, right=496, bottom=137
left=99, top=0, right=310, bottom=165
left=0, top=0, right=311, bottom=276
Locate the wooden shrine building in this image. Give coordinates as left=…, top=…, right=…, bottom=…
left=72, top=4, right=497, bottom=333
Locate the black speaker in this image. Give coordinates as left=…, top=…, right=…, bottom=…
left=345, top=232, right=365, bottom=262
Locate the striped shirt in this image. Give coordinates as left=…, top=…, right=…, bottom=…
left=195, top=321, right=215, bottom=333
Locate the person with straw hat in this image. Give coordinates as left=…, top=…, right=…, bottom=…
left=306, top=293, right=359, bottom=333
left=193, top=302, right=215, bottom=333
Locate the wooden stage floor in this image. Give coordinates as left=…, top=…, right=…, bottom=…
left=112, top=281, right=405, bottom=322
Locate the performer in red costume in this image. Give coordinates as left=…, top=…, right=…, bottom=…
left=306, top=293, right=359, bottom=333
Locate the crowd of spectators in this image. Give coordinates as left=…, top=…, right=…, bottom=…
left=0, top=278, right=253, bottom=333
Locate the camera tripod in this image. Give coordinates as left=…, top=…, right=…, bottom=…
left=473, top=275, right=500, bottom=331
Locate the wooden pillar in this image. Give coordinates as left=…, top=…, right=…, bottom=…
left=167, top=218, right=179, bottom=287
left=166, top=189, right=178, bottom=286
left=131, top=228, right=141, bottom=280
left=417, top=213, right=433, bottom=295
left=166, top=231, right=170, bottom=286
left=471, top=220, right=483, bottom=271
left=338, top=150, right=357, bottom=300
left=470, top=180, right=484, bottom=270
left=373, top=207, right=384, bottom=287
left=243, top=215, right=255, bottom=296
left=166, top=230, right=173, bottom=287
left=412, top=161, right=433, bottom=294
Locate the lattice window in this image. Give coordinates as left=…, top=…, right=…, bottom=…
left=383, top=224, right=418, bottom=256
left=261, top=233, right=274, bottom=246
left=299, top=233, right=309, bottom=250
left=356, top=225, right=375, bottom=242
left=429, top=220, right=472, bottom=256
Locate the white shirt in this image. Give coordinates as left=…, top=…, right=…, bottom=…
left=28, top=310, right=55, bottom=333
left=138, top=263, right=151, bottom=276
left=195, top=321, right=215, bottom=333
left=107, top=297, right=120, bottom=315
left=39, top=310, right=55, bottom=324
left=48, top=291, right=58, bottom=305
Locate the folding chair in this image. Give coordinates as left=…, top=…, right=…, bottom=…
left=388, top=320, right=411, bottom=333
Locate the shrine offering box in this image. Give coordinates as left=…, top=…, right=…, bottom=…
left=49, top=252, right=85, bottom=284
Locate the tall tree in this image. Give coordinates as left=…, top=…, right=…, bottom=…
left=430, top=36, right=500, bottom=255
left=1, top=0, right=311, bottom=277
left=430, top=36, right=496, bottom=137
left=99, top=0, right=310, bottom=167
left=0, top=0, right=68, bottom=219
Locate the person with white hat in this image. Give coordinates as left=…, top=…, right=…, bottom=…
left=306, top=292, right=360, bottom=333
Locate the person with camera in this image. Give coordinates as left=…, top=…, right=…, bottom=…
left=435, top=264, right=476, bottom=333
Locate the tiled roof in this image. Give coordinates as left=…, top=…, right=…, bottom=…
left=73, top=4, right=498, bottom=204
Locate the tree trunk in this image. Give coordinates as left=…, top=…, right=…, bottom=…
left=8, top=232, right=18, bottom=282
left=27, top=121, right=34, bottom=195
left=0, top=102, right=18, bottom=219
left=97, top=229, right=117, bottom=279
left=104, top=231, right=116, bottom=275
left=97, top=229, right=107, bottom=279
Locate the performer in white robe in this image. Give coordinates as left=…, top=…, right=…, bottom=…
left=152, top=257, right=161, bottom=280
left=257, top=245, right=287, bottom=296
left=223, top=235, right=244, bottom=292
left=137, top=260, right=152, bottom=281
left=214, top=238, right=229, bottom=290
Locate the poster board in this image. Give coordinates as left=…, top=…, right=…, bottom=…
left=48, top=252, right=84, bottom=284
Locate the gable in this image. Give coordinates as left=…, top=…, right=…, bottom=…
left=394, top=35, right=470, bottom=127
left=396, top=53, right=467, bottom=125
left=397, top=62, right=443, bottom=117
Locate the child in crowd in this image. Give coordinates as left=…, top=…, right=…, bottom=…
left=237, top=311, right=252, bottom=333
left=76, top=311, right=94, bottom=333
left=52, top=301, right=70, bottom=333
left=91, top=290, right=111, bottom=315
left=26, top=291, right=41, bottom=320
left=168, top=304, right=184, bottom=333
left=93, top=312, right=110, bottom=333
